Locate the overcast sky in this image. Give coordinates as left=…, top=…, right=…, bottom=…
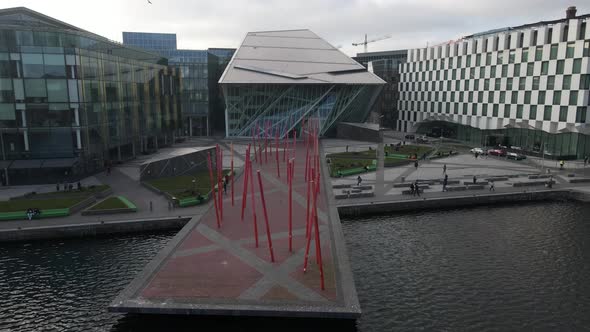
left=3, top=0, right=590, bottom=56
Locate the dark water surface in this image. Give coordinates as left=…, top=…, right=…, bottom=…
left=343, top=201, right=590, bottom=331
left=1, top=201, right=589, bottom=331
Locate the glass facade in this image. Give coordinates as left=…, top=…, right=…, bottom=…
left=0, top=9, right=180, bottom=184
left=222, top=84, right=379, bottom=137
left=122, top=32, right=234, bottom=136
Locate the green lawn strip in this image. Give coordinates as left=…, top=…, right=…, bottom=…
left=146, top=170, right=230, bottom=199
left=385, top=144, right=433, bottom=157
left=327, top=150, right=376, bottom=159
left=88, top=197, right=128, bottom=211
left=0, top=197, right=84, bottom=213
left=117, top=196, right=137, bottom=211
left=328, top=158, right=376, bottom=177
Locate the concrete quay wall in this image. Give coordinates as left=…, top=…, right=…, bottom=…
left=337, top=190, right=588, bottom=217
left=0, top=217, right=190, bottom=242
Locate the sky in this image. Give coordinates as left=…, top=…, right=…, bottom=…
left=3, top=0, right=590, bottom=56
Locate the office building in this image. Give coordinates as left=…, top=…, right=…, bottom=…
left=219, top=29, right=385, bottom=138
left=123, top=32, right=234, bottom=136
left=354, top=50, right=407, bottom=128
left=0, top=7, right=181, bottom=184
left=398, top=7, right=590, bottom=158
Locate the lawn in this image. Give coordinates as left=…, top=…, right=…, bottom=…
left=88, top=197, right=128, bottom=211
left=327, top=158, right=375, bottom=177
left=0, top=197, right=86, bottom=213
left=146, top=170, right=230, bottom=199
left=384, top=144, right=433, bottom=157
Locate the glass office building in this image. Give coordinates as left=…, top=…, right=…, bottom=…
left=123, top=32, right=234, bottom=136
left=353, top=50, right=407, bottom=128
left=219, top=29, right=385, bottom=138
left=0, top=7, right=181, bottom=184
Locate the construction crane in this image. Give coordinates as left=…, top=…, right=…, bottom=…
left=352, top=34, right=392, bottom=53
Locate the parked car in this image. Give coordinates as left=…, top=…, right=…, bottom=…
left=416, top=136, right=429, bottom=143
left=470, top=148, right=484, bottom=154
left=487, top=149, right=506, bottom=156
left=507, top=152, right=526, bottom=160
left=404, top=134, right=415, bottom=140
left=510, top=146, right=522, bottom=150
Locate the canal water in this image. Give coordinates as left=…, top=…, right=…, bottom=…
left=0, top=201, right=589, bottom=331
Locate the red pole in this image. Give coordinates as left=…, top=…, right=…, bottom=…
left=303, top=179, right=314, bottom=272
left=288, top=159, right=293, bottom=252
left=218, top=147, right=223, bottom=220
left=207, top=152, right=221, bottom=228
left=283, top=131, right=287, bottom=162
left=305, top=168, right=312, bottom=240
left=304, top=146, right=309, bottom=181
left=265, top=122, right=268, bottom=164
left=257, top=170, right=275, bottom=263
left=249, top=155, right=259, bottom=248
left=253, top=126, right=258, bottom=163
left=312, top=180, right=325, bottom=290
left=275, top=134, right=280, bottom=179
left=241, top=146, right=250, bottom=222
left=231, top=142, right=234, bottom=207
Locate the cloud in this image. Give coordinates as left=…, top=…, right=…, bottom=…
left=2, top=0, right=589, bottom=56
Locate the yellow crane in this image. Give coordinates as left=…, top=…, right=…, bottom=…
left=352, top=34, right=392, bottom=53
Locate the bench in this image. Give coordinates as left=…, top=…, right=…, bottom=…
left=463, top=181, right=489, bottom=186
left=332, top=184, right=352, bottom=189
left=510, top=181, right=555, bottom=187
left=568, top=178, right=590, bottom=183
left=445, top=186, right=467, bottom=192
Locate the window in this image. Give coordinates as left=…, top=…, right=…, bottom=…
left=566, top=42, right=575, bottom=58
left=507, top=78, right=513, bottom=90
left=522, top=48, right=529, bottom=62
left=502, top=65, right=508, bottom=77
left=553, top=91, right=561, bottom=105
left=468, top=91, right=473, bottom=102
left=541, top=61, right=548, bottom=75
left=535, top=46, right=543, bottom=61
left=46, top=79, right=68, bottom=102
left=562, top=25, right=568, bottom=42
left=480, top=67, right=485, bottom=77
left=493, top=104, right=499, bottom=117
left=478, top=91, right=484, bottom=102
left=500, top=91, right=506, bottom=103
left=538, top=91, right=546, bottom=104
left=466, top=55, right=471, bottom=67
left=532, top=30, right=538, bottom=45
left=530, top=105, right=537, bottom=120
left=513, top=63, right=520, bottom=77
left=495, top=78, right=501, bottom=90
left=547, top=28, right=553, bottom=43
left=472, top=104, right=478, bottom=115
left=484, top=79, right=490, bottom=90
left=544, top=106, right=552, bottom=120
left=573, top=59, right=582, bottom=74
left=581, top=74, right=590, bottom=90
left=497, top=52, right=503, bottom=64
left=463, top=104, right=468, bottom=115
left=517, top=105, right=523, bottom=119
left=460, top=91, right=464, bottom=102
left=547, top=76, right=555, bottom=89
left=511, top=91, right=518, bottom=103
left=509, top=50, right=515, bottom=63
left=556, top=60, right=565, bottom=74
left=488, top=91, right=494, bottom=103
left=532, top=76, right=540, bottom=90
left=525, top=91, right=531, bottom=104
left=476, top=54, right=481, bottom=66
left=581, top=22, right=587, bottom=40
left=519, top=77, right=526, bottom=90
left=24, top=79, right=46, bottom=102
left=504, top=105, right=511, bottom=118
left=461, top=68, right=465, bottom=79
left=482, top=104, right=488, bottom=116
left=43, top=54, right=66, bottom=78
left=550, top=44, right=558, bottom=59
left=569, top=91, right=578, bottom=106
left=490, top=66, right=496, bottom=78
left=559, top=106, right=568, bottom=122
left=486, top=52, right=492, bottom=65
left=519, top=32, right=524, bottom=48
left=527, top=63, right=534, bottom=76
left=22, top=54, right=44, bottom=78
left=562, top=75, right=571, bottom=89
left=576, top=107, right=587, bottom=123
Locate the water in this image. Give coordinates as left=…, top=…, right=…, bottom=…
left=342, top=202, right=590, bottom=331
left=1, top=202, right=589, bottom=331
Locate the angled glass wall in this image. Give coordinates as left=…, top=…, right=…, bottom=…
left=222, top=84, right=380, bottom=138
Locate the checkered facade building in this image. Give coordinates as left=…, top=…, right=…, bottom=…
left=398, top=15, right=590, bottom=134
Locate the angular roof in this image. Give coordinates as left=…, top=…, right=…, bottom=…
left=219, top=29, right=385, bottom=85
left=0, top=7, right=88, bottom=33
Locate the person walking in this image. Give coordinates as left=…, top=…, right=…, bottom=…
left=560, top=160, right=565, bottom=170
left=473, top=175, right=477, bottom=184
left=409, top=182, right=415, bottom=196
left=489, top=180, right=495, bottom=191
left=442, top=177, right=448, bottom=192
left=414, top=160, right=419, bottom=169
left=357, top=175, right=362, bottom=186
left=443, top=164, right=447, bottom=174
left=584, top=156, right=588, bottom=167
left=26, top=208, right=34, bottom=221
left=56, top=183, right=60, bottom=192
left=414, top=180, right=421, bottom=197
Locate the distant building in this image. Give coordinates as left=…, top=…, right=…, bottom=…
left=353, top=50, right=407, bottom=129
left=123, top=32, right=234, bottom=136
left=398, top=6, right=590, bottom=158
left=219, top=29, right=385, bottom=138
left=0, top=7, right=181, bottom=185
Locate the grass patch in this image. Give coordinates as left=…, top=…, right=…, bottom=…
left=385, top=144, right=433, bottom=156
left=89, top=197, right=128, bottom=211
left=328, top=158, right=375, bottom=177
left=0, top=197, right=85, bottom=213
left=146, top=170, right=230, bottom=199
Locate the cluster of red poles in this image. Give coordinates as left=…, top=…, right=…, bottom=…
left=206, top=118, right=325, bottom=290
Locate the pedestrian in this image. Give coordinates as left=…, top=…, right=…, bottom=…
left=474, top=152, right=478, bottom=159
left=560, top=160, right=565, bottom=170
left=357, top=175, right=362, bottom=186
left=584, top=156, right=588, bottom=167
left=489, top=180, right=495, bottom=191
left=56, top=183, right=60, bottom=192
left=414, top=181, right=421, bottom=197
left=77, top=181, right=81, bottom=191
left=443, top=164, right=447, bottom=174
left=414, top=160, right=419, bottom=169
left=223, top=177, right=227, bottom=195
left=346, top=145, right=349, bottom=152
left=442, top=177, right=448, bottom=192
left=26, top=208, right=33, bottom=221
left=473, top=175, right=477, bottom=184
left=409, top=182, right=415, bottom=196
